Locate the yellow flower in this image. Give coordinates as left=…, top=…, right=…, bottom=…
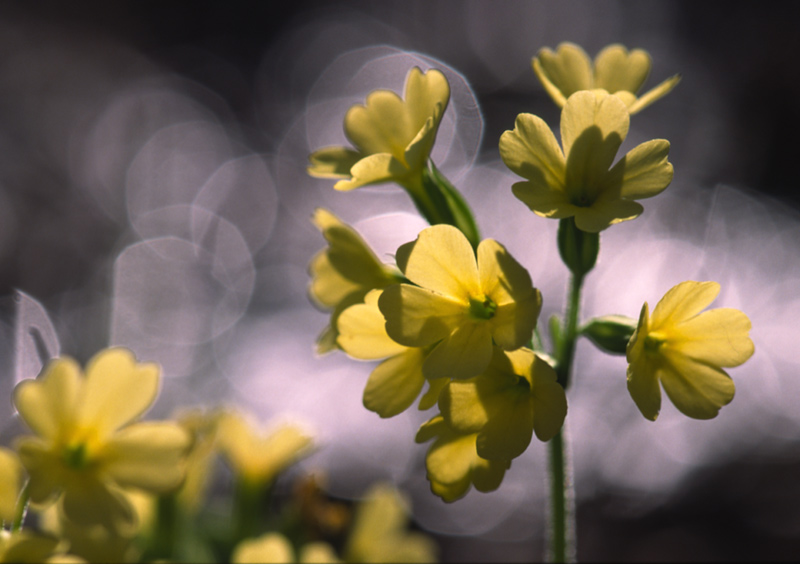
left=626, top=281, right=755, bottom=421
left=500, top=90, right=673, bottom=232
left=344, top=483, right=437, bottom=563
left=532, top=42, right=680, bottom=114
left=309, top=208, right=402, bottom=354
left=439, top=347, right=566, bottom=460
left=172, top=408, right=222, bottom=512
left=307, top=67, right=449, bottom=194
left=216, top=411, right=314, bottom=487
left=337, top=290, right=447, bottom=418
left=0, top=530, right=70, bottom=564
left=378, top=224, right=541, bottom=380
left=415, top=415, right=510, bottom=503
left=12, top=348, right=190, bottom=530
left=0, top=447, right=23, bottom=524
left=231, top=532, right=339, bottom=564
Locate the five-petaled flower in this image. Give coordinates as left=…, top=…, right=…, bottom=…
left=500, top=90, right=673, bottom=232
left=307, top=66, right=450, bottom=196
left=532, top=42, right=680, bottom=114
left=12, top=348, right=190, bottom=530
left=378, top=224, right=542, bottom=380
left=626, top=281, right=755, bottom=421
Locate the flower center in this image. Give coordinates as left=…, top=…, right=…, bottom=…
left=62, top=442, right=89, bottom=470
left=469, top=296, right=497, bottom=320
left=644, top=331, right=667, bottom=353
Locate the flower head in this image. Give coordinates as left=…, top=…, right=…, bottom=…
left=500, top=90, right=673, bottom=232
left=308, top=67, right=450, bottom=194
left=626, top=281, right=755, bottom=421
left=231, top=532, right=339, bottom=564
left=378, top=224, right=541, bottom=380
left=12, top=348, right=190, bottom=530
left=533, top=42, right=680, bottom=114
left=337, top=290, right=446, bottom=418
left=308, top=208, right=402, bottom=353
left=439, top=347, right=566, bottom=460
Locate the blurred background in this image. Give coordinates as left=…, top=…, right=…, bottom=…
left=1, top=0, right=799, bottom=561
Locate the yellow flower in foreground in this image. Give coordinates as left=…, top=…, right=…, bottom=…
left=440, top=347, right=566, bottom=460
left=379, top=225, right=541, bottom=380
left=532, top=42, right=680, bottom=114
left=12, top=348, right=190, bottom=530
left=216, top=411, right=314, bottom=487
left=337, top=290, right=446, bottom=418
left=0, top=530, right=70, bottom=564
left=415, top=415, right=510, bottom=503
left=626, top=281, right=755, bottom=421
left=232, top=532, right=339, bottom=564
left=0, top=447, right=23, bottom=524
left=500, top=90, right=673, bottom=232
left=308, top=67, right=449, bottom=194
left=344, top=483, right=437, bottom=563
left=309, top=208, right=402, bottom=353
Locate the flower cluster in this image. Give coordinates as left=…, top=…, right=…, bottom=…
left=307, top=46, right=754, bottom=509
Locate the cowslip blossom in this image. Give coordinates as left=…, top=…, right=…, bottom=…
left=532, top=42, right=680, bottom=114
left=626, top=281, right=755, bottom=420
left=378, top=224, right=541, bottom=380
left=439, top=347, right=566, bottom=461
left=12, top=348, right=190, bottom=530
left=307, top=67, right=449, bottom=195
left=231, top=532, right=339, bottom=564
left=500, top=90, right=673, bottom=232
left=308, top=208, right=403, bottom=353
left=337, top=290, right=446, bottom=418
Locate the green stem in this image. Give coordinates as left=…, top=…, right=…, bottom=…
left=11, top=480, right=30, bottom=532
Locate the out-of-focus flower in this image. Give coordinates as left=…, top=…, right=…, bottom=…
left=0, top=530, right=75, bottom=564
left=231, top=532, right=339, bottom=564
left=216, top=411, right=314, bottom=487
left=337, top=290, right=446, bottom=418
left=307, top=67, right=449, bottom=195
left=172, top=408, right=222, bottom=512
left=309, top=208, right=403, bottom=354
left=532, top=42, right=680, bottom=114
left=12, top=348, right=190, bottom=530
left=0, top=447, right=23, bottom=524
left=439, top=347, right=566, bottom=460
left=379, top=225, right=541, bottom=380
left=343, top=483, right=437, bottom=563
left=626, top=281, right=755, bottom=420
left=500, top=90, right=673, bottom=232
left=415, top=415, right=509, bottom=503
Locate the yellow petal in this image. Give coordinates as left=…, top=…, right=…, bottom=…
left=529, top=354, right=567, bottom=442
left=379, top=284, right=466, bottom=347
left=650, top=281, right=720, bottom=330
left=307, top=146, right=364, bottom=178
left=344, top=90, right=416, bottom=158
left=308, top=250, right=361, bottom=310
left=418, top=376, right=449, bottom=411
left=511, top=180, right=575, bottom=219
left=403, top=107, right=442, bottom=175
left=337, top=299, right=407, bottom=360
left=604, top=139, right=673, bottom=200
left=13, top=357, right=82, bottom=442
left=491, top=294, right=542, bottom=351
left=103, top=422, right=191, bottom=493
left=13, top=438, right=63, bottom=504
left=593, top=45, right=651, bottom=95
left=404, top=67, right=450, bottom=136
left=626, top=303, right=662, bottom=421
left=499, top=113, right=565, bottom=188
left=79, top=348, right=160, bottom=439
left=658, top=352, right=736, bottom=419
left=334, top=153, right=408, bottom=191
left=363, top=349, right=427, bottom=418
left=476, top=384, right=534, bottom=460
left=532, top=43, right=593, bottom=105
left=422, top=322, right=493, bottom=379
left=477, top=239, right=535, bottom=307
left=670, top=308, right=754, bottom=367
left=440, top=378, right=491, bottom=434
left=61, top=478, right=136, bottom=529
left=628, top=74, right=681, bottom=114
left=0, top=448, right=22, bottom=522
left=571, top=198, right=643, bottom=233
left=299, top=542, right=341, bottom=564
left=232, top=532, right=295, bottom=564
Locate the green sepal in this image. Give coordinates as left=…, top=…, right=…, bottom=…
left=417, top=162, right=481, bottom=249
left=548, top=314, right=563, bottom=356
left=557, top=217, right=599, bottom=277
left=580, top=314, right=637, bottom=355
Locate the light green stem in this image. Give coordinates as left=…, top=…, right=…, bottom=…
left=11, top=480, right=30, bottom=532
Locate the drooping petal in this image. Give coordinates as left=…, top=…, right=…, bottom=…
left=670, top=308, right=754, bottom=367
left=307, top=146, right=364, bottom=178
left=511, top=180, right=575, bottom=219
left=363, top=348, right=427, bottom=418
left=528, top=353, right=567, bottom=441
left=604, top=139, right=673, bottom=200
left=626, top=303, right=662, bottom=421
left=334, top=153, right=408, bottom=191
left=593, top=45, right=651, bottom=95
left=475, top=384, right=534, bottom=461
left=308, top=250, right=361, bottom=310
left=650, top=281, right=720, bottom=330
left=572, top=198, right=644, bottom=233
left=532, top=43, right=594, bottom=106
left=499, top=113, right=565, bottom=188
left=13, top=357, right=82, bottom=441
left=379, top=283, right=466, bottom=348
left=422, top=322, right=493, bottom=380
left=658, top=352, right=736, bottom=419
left=79, top=348, right=160, bottom=438
left=627, top=74, right=682, bottom=115
left=103, top=422, right=191, bottom=493
left=337, top=299, right=408, bottom=360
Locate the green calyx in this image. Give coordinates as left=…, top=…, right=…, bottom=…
left=469, top=296, right=497, bottom=320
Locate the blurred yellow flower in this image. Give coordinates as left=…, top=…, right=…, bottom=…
left=172, top=408, right=222, bottom=512
left=415, top=415, right=509, bottom=503
left=500, top=90, right=673, bottom=232
left=0, top=447, right=23, bottom=524
left=216, top=411, right=314, bottom=487
left=379, top=224, right=541, bottom=380
left=439, top=347, right=566, bottom=460
left=309, top=208, right=402, bottom=354
left=231, top=532, right=339, bottom=564
left=337, top=290, right=446, bottom=418
left=308, top=67, right=449, bottom=194
left=12, top=348, right=190, bottom=530
left=0, top=530, right=71, bottom=564
left=532, top=42, right=680, bottom=114
left=344, top=483, right=437, bottom=563
left=626, top=281, right=755, bottom=421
